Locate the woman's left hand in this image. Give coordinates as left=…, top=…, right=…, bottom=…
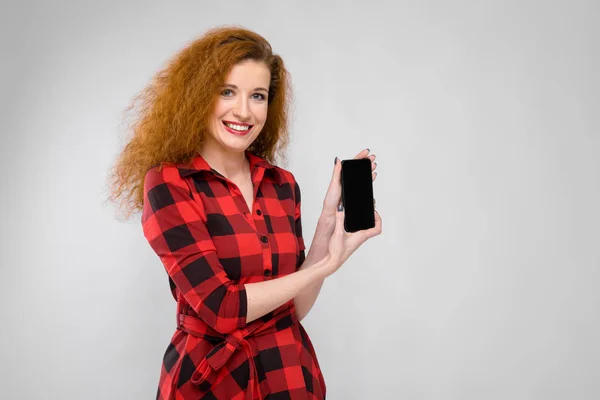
left=320, top=148, right=377, bottom=219
left=304, top=149, right=377, bottom=267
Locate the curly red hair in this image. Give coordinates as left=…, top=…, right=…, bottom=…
left=107, top=26, right=292, bottom=219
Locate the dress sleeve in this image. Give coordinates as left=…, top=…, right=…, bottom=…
left=293, top=177, right=307, bottom=267
left=141, top=166, right=247, bottom=334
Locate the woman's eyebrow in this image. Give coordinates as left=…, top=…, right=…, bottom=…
left=222, top=83, right=268, bottom=93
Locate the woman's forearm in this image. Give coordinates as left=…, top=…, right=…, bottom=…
left=244, top=253, right=331, bottom=323
left=293, top=215, right=335, bottom=321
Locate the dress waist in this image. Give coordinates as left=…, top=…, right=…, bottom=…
left=176, top=304, right=298, bottom=399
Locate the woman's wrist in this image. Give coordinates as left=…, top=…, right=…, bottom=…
left=305, top=213, right=335, bottom=265
left=309, top=254, right=335, bottom=280
left=319, top=209, right=337, bottom=221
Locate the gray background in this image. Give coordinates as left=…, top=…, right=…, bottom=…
left=1, top=0, right=599, bottom=399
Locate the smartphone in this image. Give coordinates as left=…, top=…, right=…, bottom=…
left=340, top=158, right=375, bottom=232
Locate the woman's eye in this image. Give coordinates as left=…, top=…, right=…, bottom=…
left=221, top=89, right=265, bottom=101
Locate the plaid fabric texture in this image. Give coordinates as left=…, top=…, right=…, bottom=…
left=142, top=151, right=326, bottom=399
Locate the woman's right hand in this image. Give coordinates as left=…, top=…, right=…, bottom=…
left=322, top=205, right=382, bottom=277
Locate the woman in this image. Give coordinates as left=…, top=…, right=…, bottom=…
left=109, top=26, right=382, bottom=400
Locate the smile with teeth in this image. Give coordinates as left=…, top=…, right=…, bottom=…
left=223, top=121, right=252, bottom=132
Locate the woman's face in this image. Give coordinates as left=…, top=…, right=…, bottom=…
left=207, top=59, right=271, bottom=154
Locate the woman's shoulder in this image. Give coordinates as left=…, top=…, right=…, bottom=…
left=272, top=165, right=302, bottom=192
left=143, top=162, right=188, bottom=192
left=273, top=165, right=294, bottom=181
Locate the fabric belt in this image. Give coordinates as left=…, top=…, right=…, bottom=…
left=176, top=304, right=298, bottom=399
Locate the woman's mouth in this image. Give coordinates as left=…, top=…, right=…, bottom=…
left=222, top=120, right=253, bottom=136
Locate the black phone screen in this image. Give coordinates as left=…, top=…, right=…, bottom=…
left=340, top=158, right=375, bottom=232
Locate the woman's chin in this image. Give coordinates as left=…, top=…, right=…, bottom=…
left=219, top=137, right=252, bottom=153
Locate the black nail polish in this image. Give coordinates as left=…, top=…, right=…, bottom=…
left=334, top=157, right=338, bottom=164
left=337, top=203, right=344, bottom=212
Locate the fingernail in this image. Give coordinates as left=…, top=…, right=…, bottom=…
left=367, top=148, right=370, bottom=152
left=334, top=157, right=338, bottom=165
left=337, top=203, right=344, bottom=212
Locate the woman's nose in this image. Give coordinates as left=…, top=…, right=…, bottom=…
left=232, top=98, right=250, bottom=119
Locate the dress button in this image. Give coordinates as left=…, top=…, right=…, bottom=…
left=264, top=269, right=272, bottom=277
left=256, top=209, right=262, bottom=216
left=260, top=236, right=268, bottom=243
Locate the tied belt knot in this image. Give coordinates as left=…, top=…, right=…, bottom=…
left=176, top=304, right=298, bottom=399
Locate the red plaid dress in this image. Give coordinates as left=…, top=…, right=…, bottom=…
left=142, top=150, right=326, bottom=399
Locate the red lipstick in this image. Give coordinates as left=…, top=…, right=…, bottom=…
left=222, top=120, right=253, bottom=136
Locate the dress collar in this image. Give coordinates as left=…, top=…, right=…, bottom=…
left=176, top=150, right=283, bottom=184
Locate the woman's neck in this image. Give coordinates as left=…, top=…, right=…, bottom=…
left=198, top=143, right=250, bottom=181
